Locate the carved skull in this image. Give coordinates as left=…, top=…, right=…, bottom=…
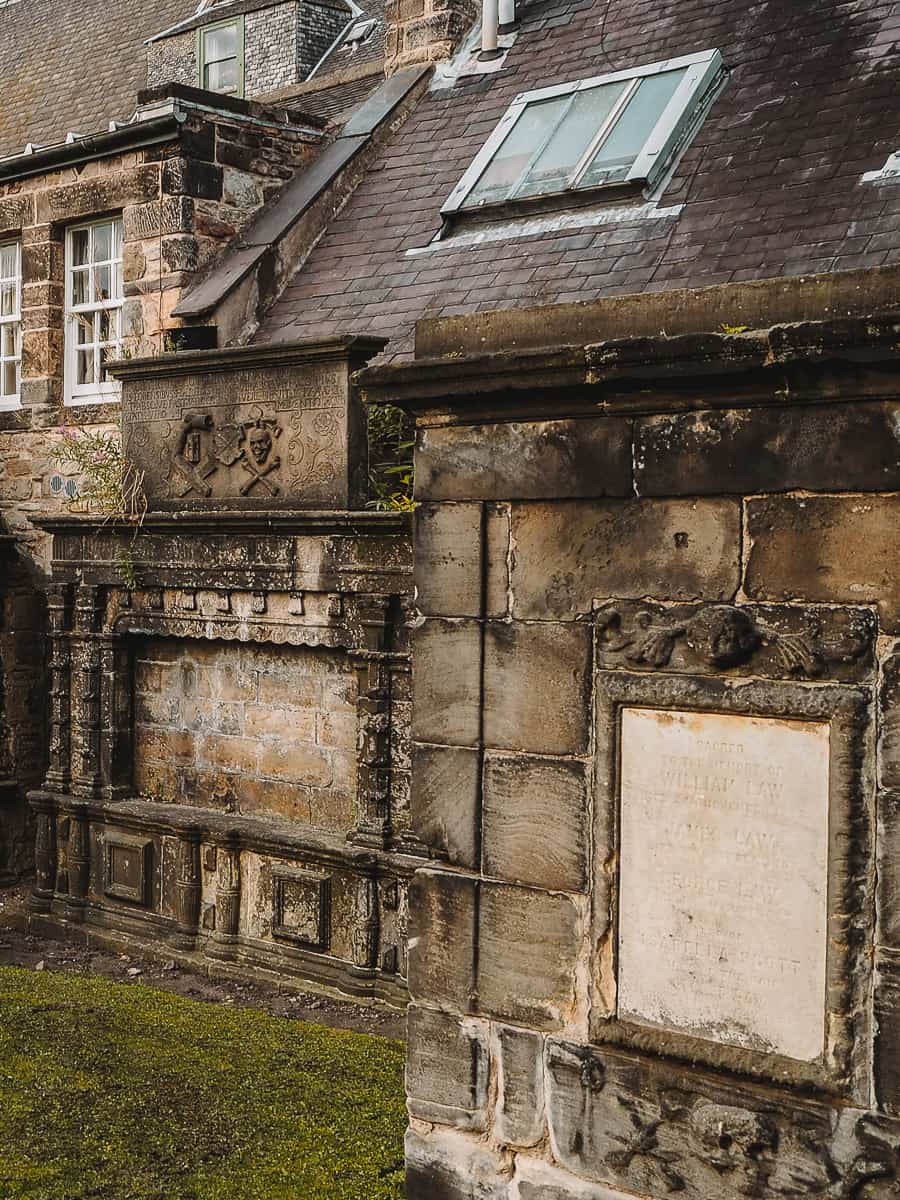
left=248, top=426, right=272, bottom=465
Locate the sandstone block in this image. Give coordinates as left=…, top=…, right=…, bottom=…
left=476, top=883, right=580, bottom=1029
left=407, top=868, right=476, bottom=1010
left=415, top=502, right=483, bottom=617
left=515, top=1158, right=628, bottom=1200
left=877, top=789, right=900, bottom=949
left=411, top=743, right=480, bottom=868
left=405, top=1126, right=511, bottom=1200
left=483, top=753, right=588, bottom=891
left=413, top=619, right=482, bottom=747
left=509, top=499, right=741, bottom=619
left=483, top=622, right=590, bottom=755
left=495, top=1025, right=546, bottom=1148
left=37, top=165, right=161, bottom=223
left=257, top=741, right=332, bottom=786
left=874, top=952, right=900, bottom=1115
left=245, top=704, right=317, bottom=743
left=162, top=158, right=224, bottom=200
left=746, top=496, right=900, bottom=631
left=199, top=734, right=258, bottom=776
left=415, top=416, right=633, bottom=501
left=636, top=402, right=900, bottom=496
left=407, top=1006, right=490, bottom=1129
left=881, top=648, right=900, bottom=790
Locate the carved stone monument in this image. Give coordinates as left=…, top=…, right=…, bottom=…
left=115, top=338, right=384, bottom=510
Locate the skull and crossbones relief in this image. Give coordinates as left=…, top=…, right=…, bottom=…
left=237, top=418, right=282, bottom=496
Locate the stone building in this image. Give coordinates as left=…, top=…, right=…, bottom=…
left=3, top=0, right=900, bottom=1195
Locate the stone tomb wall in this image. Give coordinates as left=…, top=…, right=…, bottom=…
left=133, top=638, right=358, bottom=829
left=358, top=317, right=900, bottom=1199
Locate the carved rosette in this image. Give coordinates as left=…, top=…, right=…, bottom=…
left=208, top=840, right=242, bottom=960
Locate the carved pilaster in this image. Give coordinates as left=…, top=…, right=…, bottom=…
left=71, top=585, right=104, bottom=800
left=29, top=799, right=57, bottom=912
left=207, top=839, right=241, bottom=960
left=171, top=831, right=201, bottom=949
left=351, top=875, right=379, bottom=972
left=44, top=583, right=73, bottom=792
left=65, top=807, right=90, bottom=924
left=99, top=620, right=133, bottom=800
left=350, top=655, right=392, bottom=848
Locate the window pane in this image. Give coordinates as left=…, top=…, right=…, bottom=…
left=71, top=227, right=90, bottom=267
left=463, top=95, right=571, bottom=208
left=1, top=323, right=16, bottom=356
left=0, top=244, right=16, bottom=279
left=205, top=23, right=237, bottom=62
left=76, top=348, right=94, bottom=387
left=205, top=57, right=238, bottom=93
left=98, top=308, right=118, bottom=343
left=579, top=67, right=687, bottom=187
left=0, top=282, right=15, bottom=316
left=71, top=268, right=89, bottom=307
left=75, top=314, right=93, bottom=346
left=93, top=264, right=112, bottom=303
left=1, top=360, right=16, bottom=398
left=515, top=81, right=629, bottom=198
left=93, top=222, right=113, bottom=263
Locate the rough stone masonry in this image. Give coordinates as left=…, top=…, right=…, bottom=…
left=361, top=301, right=900, bottom=1200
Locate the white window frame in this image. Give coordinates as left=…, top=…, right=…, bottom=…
left=442, top=48, right=724, bottom=216
left=198, top=16, right=245, bottom=98
left=0, top=239, right=21, bottom=411
left=64, top=217, right=124, bottom=408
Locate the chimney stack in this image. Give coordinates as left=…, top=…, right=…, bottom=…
left=384, top=0, right=478, bottom=72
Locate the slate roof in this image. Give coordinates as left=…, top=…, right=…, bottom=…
left=0, top=0, right=196, bottom=159
left=258, top=0, right=900, bottom=359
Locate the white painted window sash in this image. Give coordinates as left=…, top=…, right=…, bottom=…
left=64, top=218, right=124, bottom=408
left=442, top=47, right=724, bottom=215
left=0, top=239, right=21, bottom=411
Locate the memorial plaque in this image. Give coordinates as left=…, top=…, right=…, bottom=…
left=618, top=707, right=830, bottom=1062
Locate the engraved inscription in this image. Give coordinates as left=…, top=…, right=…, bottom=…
left=618, top=708, right=830, bottom=1062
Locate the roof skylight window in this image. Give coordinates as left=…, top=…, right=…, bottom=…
left=442, top=49, right=724, bottom=216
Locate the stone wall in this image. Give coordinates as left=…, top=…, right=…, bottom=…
left=383, top=0, right=477, bottom=71
left=360, top=314, right=900, bottom=1199
left=133, top=638, right=358, bottom=829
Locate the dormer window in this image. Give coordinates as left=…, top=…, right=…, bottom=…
left=199, top=17, right=244, bottom=97
left=443, top=49, right=724, bottom=216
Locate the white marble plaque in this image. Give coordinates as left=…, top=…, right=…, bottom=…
left=617, top=707, right=830, bottom=1062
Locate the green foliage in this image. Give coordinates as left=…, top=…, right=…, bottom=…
left=720, top=322, right=750, bottom=335
left=54, top=425, right=146, bottom=523
left=366, top=403, right=416, bottom=512
left=0, top=966, right=406, bottom=1200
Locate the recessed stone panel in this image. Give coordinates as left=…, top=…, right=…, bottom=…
left=618, top=707, right=830, bottom=1062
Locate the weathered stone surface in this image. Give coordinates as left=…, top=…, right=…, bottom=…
left=545, top=1039, right=839, bottom=1198
left=415, top=502, right=483, bottom=618
left=482, top=753, right=587, bottom=892
left=635, top=403, right=900, bottom=496
left=485, top=503, right=510, bottom=619
left=477, top=883, right=580, bottom=1030
left=874, top=951, right=900, bottom=1116
left=483, top=622, right=591, bottom=755
left=407, top=868, right=477, bottom=1011
left=881, top=648, right=900, bottom=791
left=509, top=500, right=741, bottom=619
left=405, top=1126, right=511, bottom=1200
left=494, top=1025, right=546, bottom=1148
left=515, top=1158, right=629, bottom=1200
left=877, top=789, right=900, bottom=949
left=407, top=1006, right=490, bottom=1129
left=618, top=706, right=830, bottom=1061
left=413, top=620, right=482, bottom=748
left=415, top=417, right=633, bottom=502
left=746, top=496, right=900, bottom=632
left=411, top=743, right=480, bottom=869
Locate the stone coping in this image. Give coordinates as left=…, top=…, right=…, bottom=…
left=110, top=334, right=388, bottom=381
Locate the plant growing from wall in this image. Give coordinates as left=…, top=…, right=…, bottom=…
left=54, top=423, right=147, bottom=587
left=366, top=402, right=416, bottom=512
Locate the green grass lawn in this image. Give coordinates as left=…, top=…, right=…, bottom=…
left=0, top=966, right=406, bottom=1200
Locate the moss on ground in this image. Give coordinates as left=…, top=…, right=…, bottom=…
left=0, top=966, right=406, bottom=1200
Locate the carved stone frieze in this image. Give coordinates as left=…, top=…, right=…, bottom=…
left=595, top=602, right=875, bottom=681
